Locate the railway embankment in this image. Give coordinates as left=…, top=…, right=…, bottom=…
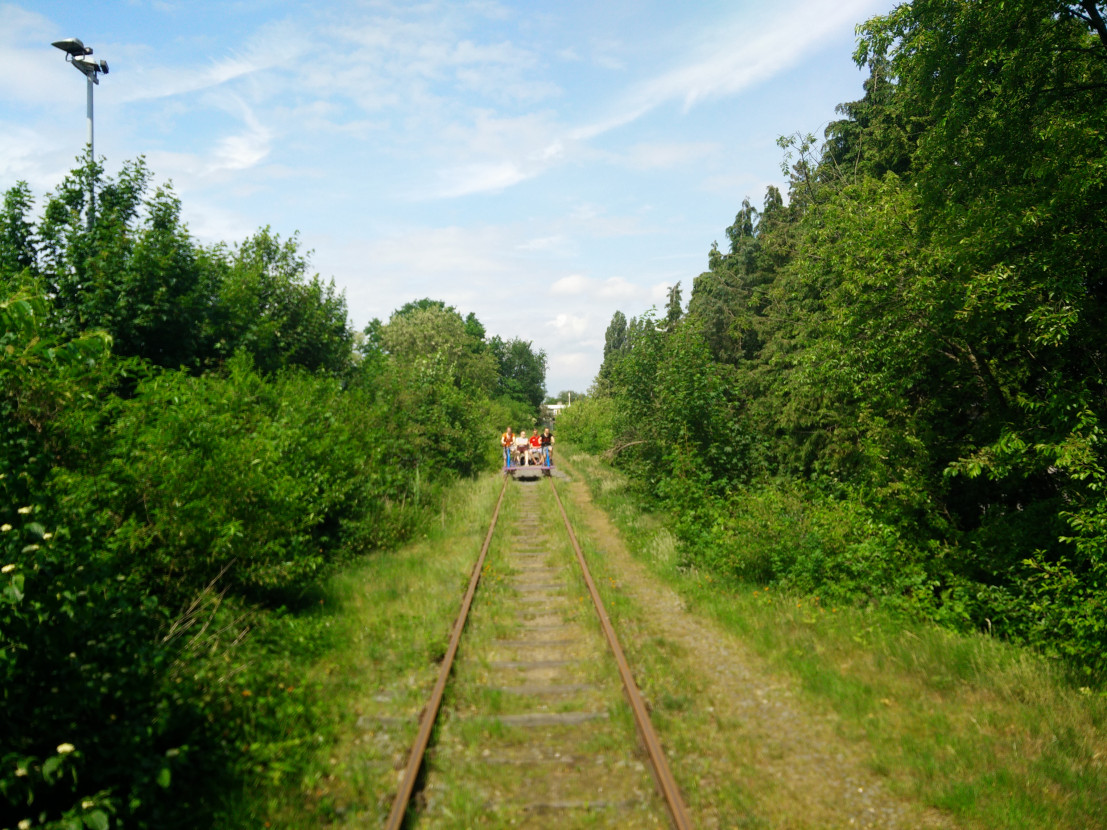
left=225, top=452, right=1107, bottom=829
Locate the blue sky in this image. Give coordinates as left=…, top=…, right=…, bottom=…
left=2, top=0, right=897, bottom=394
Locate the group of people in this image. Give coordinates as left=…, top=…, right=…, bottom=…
left=501, top=427, right=553, bottom=468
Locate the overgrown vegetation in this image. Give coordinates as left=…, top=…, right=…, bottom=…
left=560, top=0, right=1107, bottom=681
left=0, top=158, right=546, bottom=828
left=564, top=448, right=1107, bottom=830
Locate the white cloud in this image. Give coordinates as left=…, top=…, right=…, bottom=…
left=623, top=141, right=720, bottom=170
left=549, top=350, right=594, bottom=379
left=180, top=197, right=256, bottom=245
left=546, top=274, right=645, bottom=303
left=120, top=18, right=313, bottom=104
left=546, top=313, right=589, bottom=339
left=1, top=6, right=98, bottom=109
left=0, top=123, right=69, bottom=190
left=576, top=0, right=883, bottom=140
left=516, top=234, right=569, bottom=253
left=424, top=111, right=572, bottom=198
left=211, top=96, right=271, bottom=171
left=320, top=224, right=518, bottom=304
left=434, top=160, right=529, bottom=198
left=597, top=277, right=637, bottom=300
left=549, top=274, right=590, bottom=296
left=649, top=281, right=674, bottom=303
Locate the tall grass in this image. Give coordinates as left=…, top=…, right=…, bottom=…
left=217, top=474, right=503, bottom=827
left=563, top=446, right=1107, bottom=830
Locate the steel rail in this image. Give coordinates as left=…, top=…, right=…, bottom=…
left=548, top=477, right=694, bottom=830
left=384, top=475, right=508, bottom=830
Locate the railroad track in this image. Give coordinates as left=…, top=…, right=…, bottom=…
left=386, top=473, right=692, bottom=829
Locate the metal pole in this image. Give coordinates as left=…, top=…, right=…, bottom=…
left=86, top=73, right=95, bottom=230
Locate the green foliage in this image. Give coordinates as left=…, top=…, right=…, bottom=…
left=0, top=157, right=527, bottom=826
left=379, top=303, right=497, bottom=394
left=488, top=335, right=547, bottom=413
left=2, top=163, right=353, bottom=376
left=1, top=293, right=190, bottom=829
left=588, top=0, right=1107, bottom=681
left=36, top=157, right=210, bottom=369
left=0, top=296, right=497, bottom=826
left=557, top=396, right=618, bottom=455
left=675, top=481, right=944, bottom=618
left=209, top=228, right=352, bottom=375
left=584, top=312, right=741, bottom=500
left=0, top=181, right=37, bottom=278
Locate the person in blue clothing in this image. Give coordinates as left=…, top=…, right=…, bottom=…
left=540, top=427, right=553, bottom=466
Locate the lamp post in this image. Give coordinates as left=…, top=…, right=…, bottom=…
left=52, top=38, right=109, bottom=229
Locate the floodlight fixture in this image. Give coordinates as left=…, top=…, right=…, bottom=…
left=71, top=55, right=103, bottom=83
left=52, top=37, right=110, bottom=228
left=52, top=38, right=93, bottom=58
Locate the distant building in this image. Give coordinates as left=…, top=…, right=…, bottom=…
left=542, top=402, right=571, bottom=420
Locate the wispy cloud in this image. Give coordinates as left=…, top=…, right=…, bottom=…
left=621, top=141, right=721, bottom=170
left=575, top=0, right=881, bottom=140
left=433, top=160, right=529, bottom=198
left=1, top=5, right=90, bottom=106
left=597, top=276, right=637, bottom=300
left=211, top=96, right=270, bottom=171
left=548, top=274, right=641, bottom=302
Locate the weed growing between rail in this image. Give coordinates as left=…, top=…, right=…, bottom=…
left=550, top=463, right=763, bottom=826
left=561, top=447, right=1107, bottom=830
left=411, top=476, right=665, bottom=827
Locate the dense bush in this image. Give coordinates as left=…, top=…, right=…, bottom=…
left=1, top=158, right=544, bottom=826
left=577, top=0, right=1107, bottom=681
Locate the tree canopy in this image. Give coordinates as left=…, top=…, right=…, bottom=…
left=563, top=0, right=1107, bottom=681
left=0, top=157, right=548, bottom=826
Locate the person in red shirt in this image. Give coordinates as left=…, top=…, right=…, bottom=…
left=528, top=429, right=541, bottom=465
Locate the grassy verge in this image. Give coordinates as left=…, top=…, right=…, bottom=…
left=216, top=473, right=504, bottom=827
left=561, top=447, right=1107, bottom=830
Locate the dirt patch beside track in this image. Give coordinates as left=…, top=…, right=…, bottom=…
left=562, top=476, right=958, bottom=830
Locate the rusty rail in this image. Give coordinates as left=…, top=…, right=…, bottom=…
left=384, top=475, right=508, bottom=830
left=386, top=473, right=692, bottom=829
left=548, top=477, right=694, bottom=830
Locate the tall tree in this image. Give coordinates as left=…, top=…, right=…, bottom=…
left=379, top=303, right=496, bottom=394
left=664, top=282, right=683, bottom=329
left=0, top=182, right=37, bottom=281
left=489, top=335, right=547, bottom=412
left=212, top=227, right=352, bottom=375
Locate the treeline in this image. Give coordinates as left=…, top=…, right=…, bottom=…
left=0, top=158, right=546, bottom=828
left=561, top=0, right=1107, bottom=679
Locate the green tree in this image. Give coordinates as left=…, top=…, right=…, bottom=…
left=490, top=335, right=547, bottom=412
left=379, top=303, right=496, bottom=394
left=664, top=282, right=683, bottom=329
left=211, top=227, right=352, bottom=375
left=0, top=182, right=37, bottom=281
